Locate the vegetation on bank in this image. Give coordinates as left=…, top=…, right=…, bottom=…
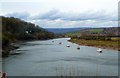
left=2, top=16, right=55, bottom=57
left=66, top=28, right=120, bottom=51
left=69, top=38, right=119, bottom=51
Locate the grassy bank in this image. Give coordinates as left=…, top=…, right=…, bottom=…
left=69, top=39, right=119, bottom=51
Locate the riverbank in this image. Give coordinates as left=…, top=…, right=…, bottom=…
left=69, top=39, right=119, bottom=51
left=2, top=38, right=56, bottom=57
left=2, top=41, right=23, bottom=57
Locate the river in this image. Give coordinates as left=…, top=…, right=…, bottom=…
left=2, top=38, right=118, bottom=76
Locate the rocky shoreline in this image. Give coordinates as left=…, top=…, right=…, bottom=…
left=2, top=39, right=54, bottom=57
left=2, top=41, right=22, bottom=57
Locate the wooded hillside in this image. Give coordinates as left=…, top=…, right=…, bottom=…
left=2, top=16, right=55, bottom=57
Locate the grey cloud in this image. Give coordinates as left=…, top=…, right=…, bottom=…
left=5, top=10, right=117, bottom=22
left=6, top=12, right=30, bottom=20
left=32, top=9, right=62, bottom=20
left=32, top=19, right=117, bottom=28
left=32, top=10, right=117, bottom=21
left=4, top=10, right=117, bottom=28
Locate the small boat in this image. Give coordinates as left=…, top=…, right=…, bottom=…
left=66, top=45, right=70, bottom=47
left=77, top=46, right=80, bottom=50
left=52, top=41, right=54, bottom=42
left=97, top=48, right=102, bottom=53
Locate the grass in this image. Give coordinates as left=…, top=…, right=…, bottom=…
left=69, top=39, right=119, bottom=51
left=88, top=29, right=103, bottom=34
left=66, top=32, right=80, bottom=37
left=66, top=29, right=103, bottom=36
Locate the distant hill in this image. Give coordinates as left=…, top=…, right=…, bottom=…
left=46, top=28, right=87, bottom=34
left=66, top=27, right=120, bottom=37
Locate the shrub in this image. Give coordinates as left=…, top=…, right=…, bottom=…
left=2, top=35, right=10, bottom=47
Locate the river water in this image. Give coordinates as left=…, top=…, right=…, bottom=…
left=2, top=38, right=118, bottom=76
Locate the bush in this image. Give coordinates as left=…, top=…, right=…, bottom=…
left=2, top=35, right=10, bottom=47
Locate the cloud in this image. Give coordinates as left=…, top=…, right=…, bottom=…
left=32, top=19, right=117, bottom=28
left=32, top=9, right=61, bottom=20
left=5, top=10, right=117, bottom=22
left=4, top=9, right=118, bottom=28
left=6, top=12, right=30, bottom=20
left=32, top=10, right=117, bottom=21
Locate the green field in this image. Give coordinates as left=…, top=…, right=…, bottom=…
left=66, top=29, right=104, bottom=37
left=66, top=31, right=80, bottom=36
left=88, top=29, right=103, bottom=34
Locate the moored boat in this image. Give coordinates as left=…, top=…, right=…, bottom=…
left=77, top=46, right=80, bottom=50
left=97, top=48, right=102, bottom=53
left=66, top=45, right=70, bottom=47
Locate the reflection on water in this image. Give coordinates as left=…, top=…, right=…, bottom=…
left=20, top=43, right=54, bottom=46
left=3, top=38, right=118, bottom=76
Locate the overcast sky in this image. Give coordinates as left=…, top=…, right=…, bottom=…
left=1, top=0, right=119, bottom=28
